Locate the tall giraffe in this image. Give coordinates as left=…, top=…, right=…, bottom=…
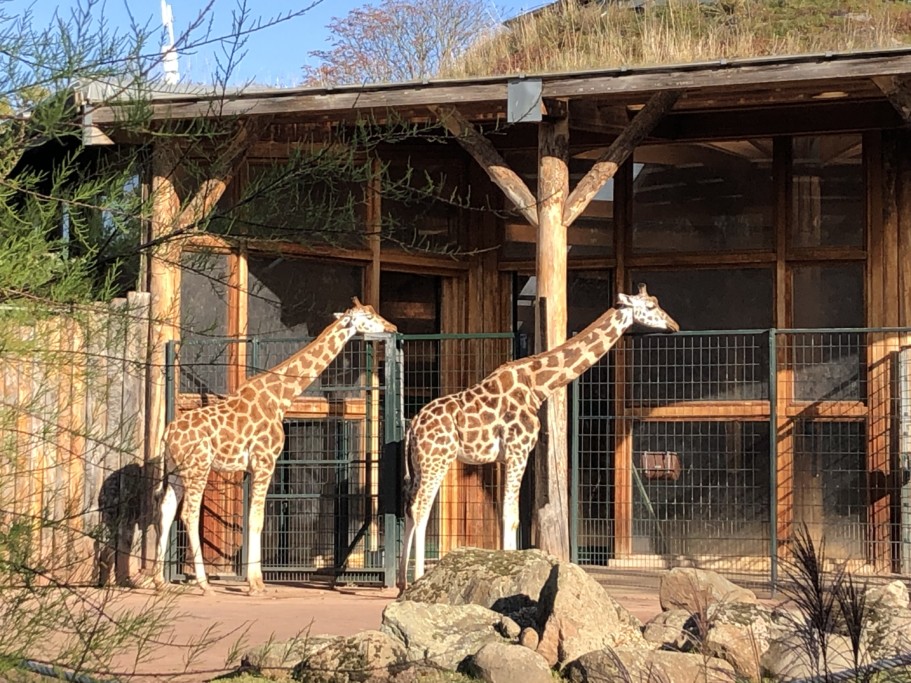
left=397, top=284, right=678, bottom=590
left=143, top=298, right=396, bottom=595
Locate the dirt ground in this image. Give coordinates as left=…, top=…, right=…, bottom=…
left=50, top=578, right=666, bottom=682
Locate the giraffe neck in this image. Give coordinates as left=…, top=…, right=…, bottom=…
left=245, top=317, right=355, bottom=410
left=531, top=307, right=633, bottom=399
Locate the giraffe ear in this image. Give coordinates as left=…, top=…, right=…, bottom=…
left=616, top=292, right=634, bottom=307
left=334, top=312, right=344, bottom=320
left=637, top=283, right=649, bottom=296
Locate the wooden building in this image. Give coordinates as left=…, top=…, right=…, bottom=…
left=85, top=47, right=911, bottom=582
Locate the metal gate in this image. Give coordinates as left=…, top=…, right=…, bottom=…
left=164, top=333, right=401, bottom=587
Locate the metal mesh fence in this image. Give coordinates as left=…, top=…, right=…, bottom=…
left=572, top=329, right=911, bottom=585
left=398, top=334, right=515, bottom=567
left=167, top=335, right=391, bottom=585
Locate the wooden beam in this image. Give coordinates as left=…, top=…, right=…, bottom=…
left=533, top=116, right=570, bottom=561
left=563, top=90, right=680, bottom=226
left=430, top=105, right=539, bottom=228
left=873, top=75, right=911, bottom=122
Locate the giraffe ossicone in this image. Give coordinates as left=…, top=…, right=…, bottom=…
left=141, top=297, right=396, bottom=595
left=397, top=283, right=679, bottom=592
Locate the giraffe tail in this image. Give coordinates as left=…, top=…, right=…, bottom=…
left=403, top=420, right=416, bottom=510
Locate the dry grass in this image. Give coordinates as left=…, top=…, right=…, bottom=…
left=443, top=0, right=911, bottom=78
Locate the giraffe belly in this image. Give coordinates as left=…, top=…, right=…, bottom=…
left=457, top=436, right=503, bottom=465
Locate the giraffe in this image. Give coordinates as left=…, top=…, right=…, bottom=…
left=143, top=298, right=396, bottom=595
left=397, top=283, right=679, bottom=591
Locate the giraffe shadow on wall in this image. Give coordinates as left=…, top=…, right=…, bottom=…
left=96, top=462, right=148, bottom=587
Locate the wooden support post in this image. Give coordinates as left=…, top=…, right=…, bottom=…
left=773, top=137, right=794, bottom=554
left=533, top=116, right=570, bottom=560
left=613, top=161, right=633, bottom=556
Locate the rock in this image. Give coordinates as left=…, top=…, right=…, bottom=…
left=392, top=664, right=475, bottom=682
left=659, top=568, right=757, bottom=613
left=534, top=562, right=646, bottom=668
left=380, top=600, right=511, bottom=671
left=519, top=627, right=539, bottom=651
left=863, top=603, right=911, bottom=659
left=399, top=547, right=557, bottom=622
left=704, top=601, right=774, bottom=680
left=564, top=647, right=736, bottom=683
left=761, top=632, right=862, bottom=682
left=243, top=634, right=334, bottom=677
left=496, top=615, right=522, bottom=640
left=292, top=630, right=405, bottom=683
left=461, top=642, right=554, bottom=683
left=642, top=609, right=698, bottom=650
left=866, top=579, right=910, bottom=610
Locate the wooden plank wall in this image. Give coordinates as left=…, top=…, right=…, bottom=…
left=0, top=292, right=150, bottom=585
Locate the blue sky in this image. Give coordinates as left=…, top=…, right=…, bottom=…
left=9, top=0, right=520, bottom=86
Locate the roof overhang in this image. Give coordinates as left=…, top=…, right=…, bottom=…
left=82, top=48, right=911, bottom=138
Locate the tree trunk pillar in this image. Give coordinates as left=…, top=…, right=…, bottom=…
left=533, top=116, right=570, bottom=560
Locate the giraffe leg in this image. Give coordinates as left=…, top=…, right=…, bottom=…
left=398, top=465, right=447, bottom=591
left=145, top=473, right=183, bottom=590
left=245, top=472, right=272, bottom=595
left=179, top=482, right=212, bottom=595
left=502, top=447, right=532, bottom=552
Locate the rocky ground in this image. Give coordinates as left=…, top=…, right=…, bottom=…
left=239, top=548, right=911, bottom=682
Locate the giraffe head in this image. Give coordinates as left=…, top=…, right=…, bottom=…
left=334, top=297, right=398, bottom=335
left=616, top=283, right=679, bottom=333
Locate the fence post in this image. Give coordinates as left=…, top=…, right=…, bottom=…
left=570, top=378, right=579, bottom=564
left=768, top=329, right=778, bottom=595
left=382, top=334, right=404, bottom=588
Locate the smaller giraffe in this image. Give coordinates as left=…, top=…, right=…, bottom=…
left=143, top=298, right=396, bottom=594
left=397, top=284, right=678, bottom=591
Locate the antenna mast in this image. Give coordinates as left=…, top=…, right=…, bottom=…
left=161, top=0, right=179, bottom=85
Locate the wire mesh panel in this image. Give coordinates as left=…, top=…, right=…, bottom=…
left=572, top=327, right=911, bottom=583
left=166, top=335, right=392, bottom=585
left=398, top=334, right=515, bottom=567
left=573, top=331, right=773, bottom=580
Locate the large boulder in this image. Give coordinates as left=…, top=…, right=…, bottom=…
left=865, top=580, right=910, bottom=611
left=564, top=647, right=736, bottom=683
left=703, top=601, right=775, bottom=681
left=461, top=642, right=554, bottom=683
left=292, top=630, right=406, bottom=683
left=399, top=547, right=557, bottom=621
left=760, top=632, right=863, bottom=682
left=380, top=600, right=513, bottom=671
left=659, top=568, right=757, bottom=613
left=243, top=634, right=334, bottom=678
left=534, top=562, right=646, bottom=668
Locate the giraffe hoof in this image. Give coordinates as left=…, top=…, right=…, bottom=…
left=198, top=582, right=214, bottom=596
left=247, top=580, right=266, bottom=596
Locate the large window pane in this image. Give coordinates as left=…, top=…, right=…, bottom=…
left=247, top=256, right=363, bottom=371
left=789, top=263, right=864, bottom=401
left=226, top=163, right=366, bottom=247
left=790, top=135, right=863, bottom=249
left=632, top=140, right=774, bottom=253
left=179, top=251, right=229, bottom=394
left=631, top=421, right=771, bottom=560
left=630, top=268, right=773, bottom=330
left=383, top=157, right=463, bottom=252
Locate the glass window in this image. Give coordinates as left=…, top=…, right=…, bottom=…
left=630, top=268, right=773, bottom=330
left=789, top=263, right=864, bottom=401
left=247, top=256, right=362, bottom=371
left=630, top=421, right=770, bottom=558
left=225, top=162, right=366, bottom=247
left=790, top=135, right=863, bottom=250
left=793, top=421, right=866, bottom=559
left=179, top=251, right=229, bottom=394
left=632, top=140, right=774, bottom=253
left=382, top=157, right=463, bottom=252
left=514, top=270, right=614, bottom=358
